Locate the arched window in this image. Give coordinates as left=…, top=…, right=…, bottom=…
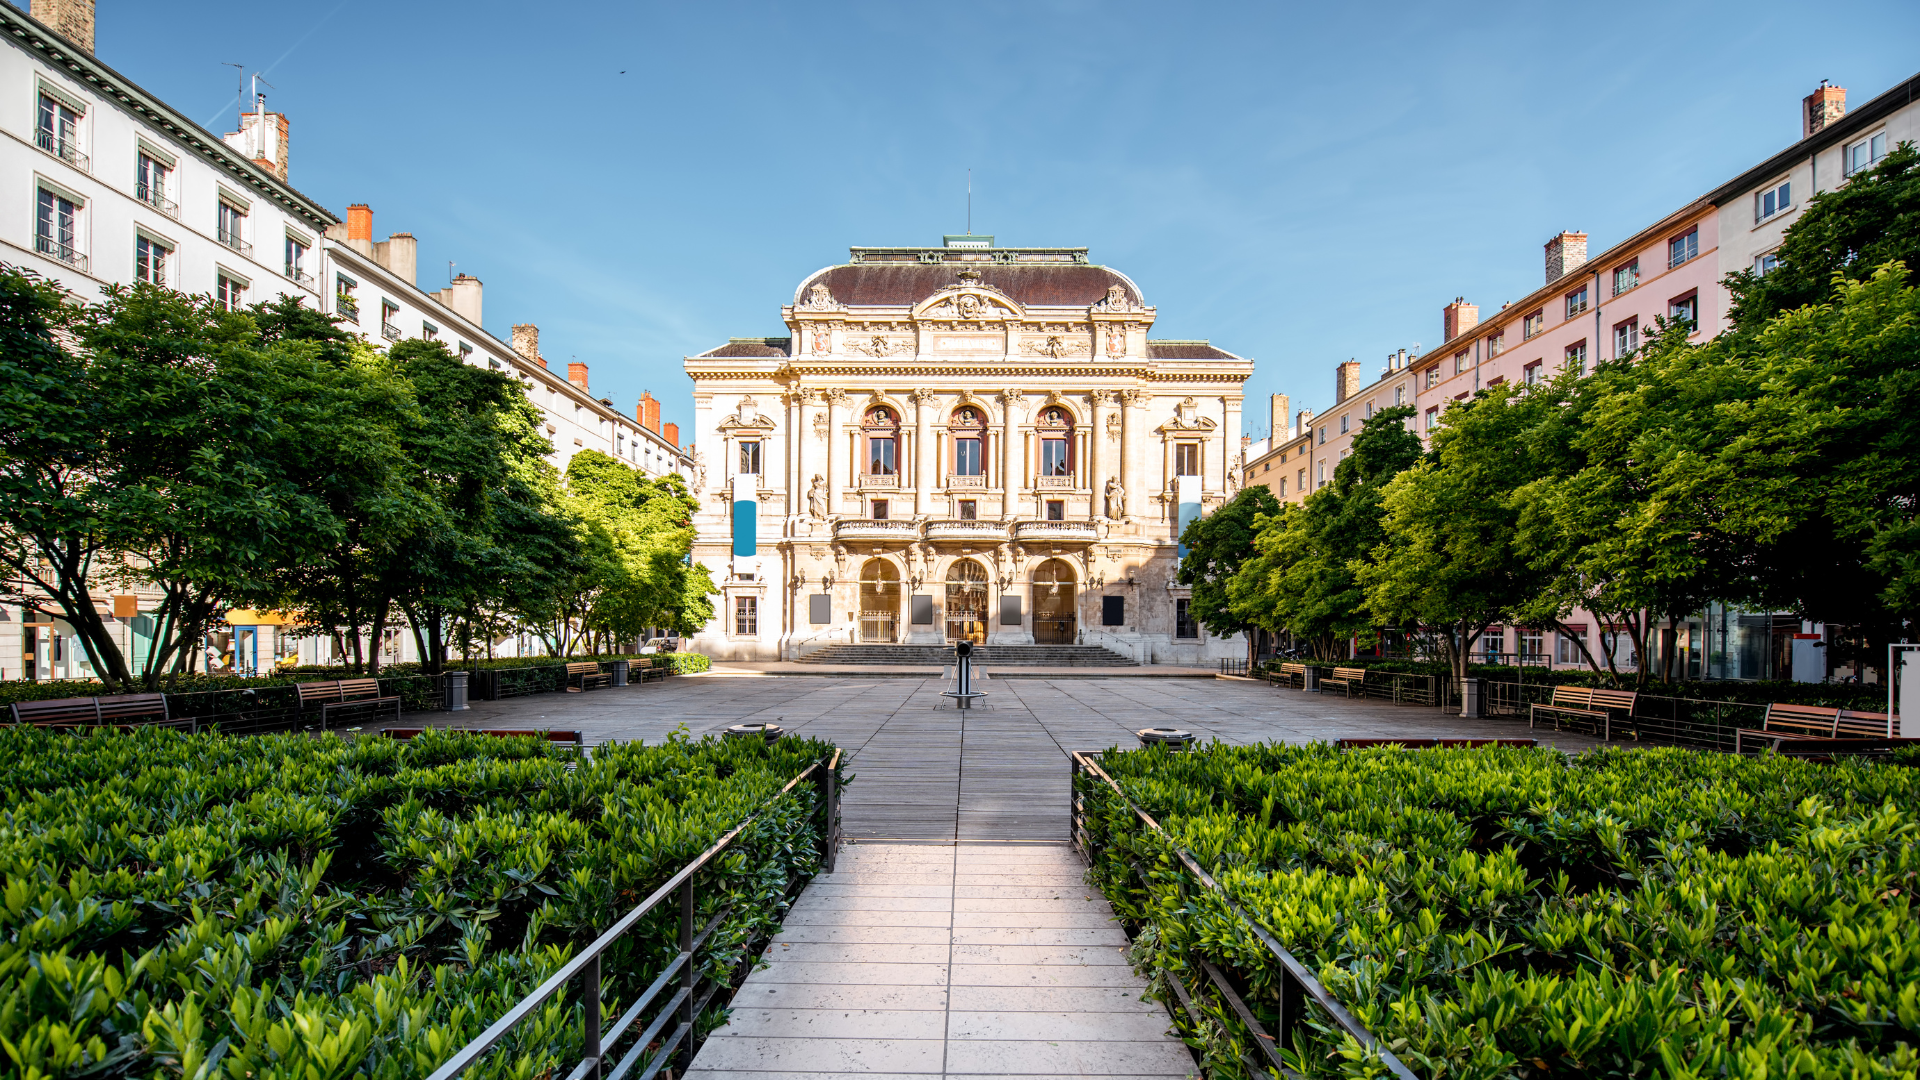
left=949, top=405, right=987, bottom=478
left=1037, top=405, right=1073, bottom=478
left=863, top=406, right=899, bottom=476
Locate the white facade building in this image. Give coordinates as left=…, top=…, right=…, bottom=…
left=0, top=0, right=685, bottom=681
left=684, top=238, right=1253, bottom=664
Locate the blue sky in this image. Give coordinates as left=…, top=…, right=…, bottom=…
left=96, top=0, right=1920, bottom=441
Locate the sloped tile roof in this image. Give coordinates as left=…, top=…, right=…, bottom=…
left=701, top=339, right=791, bottom=358
left=803, top=264, right=1139, bottom=308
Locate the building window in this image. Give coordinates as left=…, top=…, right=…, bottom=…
left=216, top=201, right=249, bottom=255
left=135, top=235, right=170, bottom=285
left=1486, top=333, right=1505, bottom=358
left=1523, top=360, right=1543, bottom=385
left=1338, top=414, right=1350, bottom=434
left=1667, top=228, right=1698, bottom=268
left=737, top=440, right=762, bottom=475
left=1564, top=340, right=1587, bottom=375
left=1845, top=132, right=1888, bottom=177
left=1522, top=310, right=1544, bottom=339
left=1482, top=628, right=1505, bottom=662
left=734, top=596, right=758, bottom=636
left=34, top=187, right=82, bottom=269
left=1317, top=426, right=1326, bottom=445
left=1613, top=319, right=1638, bottom=358
left=459, top=343, right=475, bottom=363
left=1754, top=252, right=1780, bottom=277
left=1278, top=477, right=1287, bottom=496
left=1296, top=468, right=1306, bottom=490
left=1039, top=438, right=1069, bottom=477
left=136, top=153, right=173, bottom=214
left=284, top=235, right=310, bottom=284
left=958, top=499, right=977, bottom=520
left=380, top=301, right=401, bottom=342
left=1556, top=627, right=1588, bottom=665
left=1612, top=260, right=1639, bottom=295
left=1394, top=386, right=1405, bottom=406
left=1428, top=365, right=1442, bottom=388
left=336, top=275, right=359, bottom=318
left=422, top=321, right=439, bottom=341
left=1262, top=462, right=1270, bottom=473
left=1175, top=598, right=1198, bottom=639
left=1174, top=442, right=1200, bottom=476
left=1565, top=285, right=1589, bottom=319
left=954, top=437, right=982, bottom=476
left=1037, top=406, right=1072, bottom=477
left=1045, top=499, right=1065, bottom=520
left=871, top=499, right=888, bottom=520
left=1669, top=293, right=1698, bottom=330
left=35, top=93, right=84, bottom=169
left=1424, top=406, right=1438, bottom=431
left=216, top=273, right=245, bottom=310
left=1518, top=628, right=1545, bottom=660
left=1755, top=180, right=1791, bottom=222
left=864, top=406, right=898, bottom=475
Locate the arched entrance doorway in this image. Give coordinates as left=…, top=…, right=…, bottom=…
left=945, top=560, right=988, bottom=644
left=859, top=559, right=899, bottom=643
left=1031, top=558, right=1077, bottom=644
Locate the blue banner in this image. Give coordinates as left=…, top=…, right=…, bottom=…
left=732, top=500, right=757, bottom=557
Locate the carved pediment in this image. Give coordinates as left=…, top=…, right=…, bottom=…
left=1156, top=396, right=1216, bottom=433
left=913, top=270, right=1023, bottom=325
left=718, top=394, right=777, bottom=431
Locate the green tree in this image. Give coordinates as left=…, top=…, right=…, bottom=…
left=1177, top=484, right=1279, bottom=663
left=1230, top=406, right=1423, bottom=658
left=561, top=451, right=707, bottom=652
left=1725, top=140, right=1920, bottom=332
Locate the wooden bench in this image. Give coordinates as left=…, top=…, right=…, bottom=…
left=1273, top=662, right=1309, bottom=689
left=1734, top=703, right=1902, bottom=754
left=1529, top=686, right=1639, bottom=741
left=10, top=693, right=171, bottom=729
left=1336, top=738, right=1537, bottom=749
left=1320, top=666, right=1368, bottom=698
left=296, top=678, right=401, bottom=729
left=381, top=727, right=584, bottom=752
left=638, top=660, right=669, bottom=683
left=565, top=662, right=611, bottom=693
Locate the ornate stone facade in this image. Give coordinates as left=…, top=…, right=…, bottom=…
left=684, top=240, right=1252, bottom=662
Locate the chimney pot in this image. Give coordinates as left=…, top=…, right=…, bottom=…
left=1443, top=298, right=1480, bottom=342
left=31, top=0, right=94, bottom=55
left=511, top=324, right=544, bottom=368
left=1334, top=360, right=1362, bottom=405
left=373, top=232, right=417, bottom=287
left=567, top=362, right=589, bottom=390
left=346, top=204, right=373, bottom=242
left=1269, top=393, right=1289, bottom=443
left=662, top=422, right=680, bottom=449
left=1803, top=81, right=1847, bottom=138
left=437, top=274, right=482, bottom=324
left=638, top=392, right=661, bottom=433
left=1544, top=231, right=1588, bottom=283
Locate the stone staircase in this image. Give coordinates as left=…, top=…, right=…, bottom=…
left=795, top=642, right=1137, bottom=666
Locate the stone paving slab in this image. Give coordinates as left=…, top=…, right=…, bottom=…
left=687, top=842, right=1195, bottom=1080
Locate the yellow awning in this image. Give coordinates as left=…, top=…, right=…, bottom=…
left=225, top=609, right=296, bottom=626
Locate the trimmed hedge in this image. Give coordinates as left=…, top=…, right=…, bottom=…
left=664, top=653, right=711, bottom=675
left=0, top=726, right=841, bottom=1080
left=1080, top=743, right=1920, bottom=1078
left=1260, top=658, right=1890, bottom=710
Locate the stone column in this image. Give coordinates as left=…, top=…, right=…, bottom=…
left=998, top=389, right=1024, bottom=520
left=1089, top=390, right=1110, bottom=518
left=823, top=389, right=847, bottom=518
left=1219, top=395, right=1240, bottom=498
left=1119, top=389, right=1145, bottom=519
left=787, top=391, right=803, bottom=526
left=910, top=389, right=935, bottom=517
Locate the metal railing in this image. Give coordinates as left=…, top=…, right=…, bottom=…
left=34, top=234, right=87, bottom=271
left=426, top=750, right=842, bottom=1080
left=35, top=127, right=88, bottom=171
left=1071, top=753, right=1417, bottom=1080
left=381, top=322, right=402, bottom=341
left=1217, top=658, right=1248, bottom=676
left=135, top=182, right=178, bottom=217
left=217, top=230, right=254, bottom=257
left=287, top=266, right=316, bottom=288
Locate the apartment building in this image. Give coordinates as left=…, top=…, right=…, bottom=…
left=1239, top=393, right=1314, bottom=505
left=0, top=0, right=689, bottom=680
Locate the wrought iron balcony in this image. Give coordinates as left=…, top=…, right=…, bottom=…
left=35, top=128, right=88, bottom=171
left=834, top=518, right=920, bottom=542
left=135, top=182, right=177, bottom=217
left=381, top=322, right=402, bottom=342
left=1014, top=519, right=1098, bottom=542
left=217, top=229, right=253, bottom=258
left=337, top=297, right=359, bottom=319
left=34, top=234, right=86, bottom=271
left=286, top=267, right=316, bottom=289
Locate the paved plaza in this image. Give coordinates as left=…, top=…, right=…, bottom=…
left=440, top=671, right=1597, bottom=841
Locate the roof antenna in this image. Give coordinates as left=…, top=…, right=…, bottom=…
left=221, top=62, right=244, bottom=127
left=966, top=168, right=972, bottom=235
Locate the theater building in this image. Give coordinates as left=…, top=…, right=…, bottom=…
left=684, top=237, right=1253, bottom=663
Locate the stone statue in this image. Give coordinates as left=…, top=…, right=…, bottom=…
left=1104, top=476, right=1126, bottom=519
left=807, top=474, right=827, bottom=519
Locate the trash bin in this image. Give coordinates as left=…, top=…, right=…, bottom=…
left=724, top=722, right=784, bottom=744
left=444, top=671, right=469, bottom=712
left=1136, top=727, right=1196, bottom=751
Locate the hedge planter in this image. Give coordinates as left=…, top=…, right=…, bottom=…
left=0, top=726, right=846, bottom=1080
left=1073, top=741, right=1920, bottom=1079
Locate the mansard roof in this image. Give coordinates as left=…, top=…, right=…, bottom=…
left=700, top=337, right=791, bottom=358
left=1146, top=340, right=1240, bottom=360
left=795, top=247, right=1145, bottom=310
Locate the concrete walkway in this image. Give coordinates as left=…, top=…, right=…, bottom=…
left=688, top=842, right=1195, bottom=1080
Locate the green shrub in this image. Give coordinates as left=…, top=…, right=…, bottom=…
left=1079, top=743, right=1920, bottom=1078
left=665, top=653, right=711, bottom=675
left=0, top=726, right=841, bottom=1080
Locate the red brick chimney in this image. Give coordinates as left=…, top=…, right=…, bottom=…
left=346, top=204, right=373, bottom=242
left=1804, top=81, right=1846, bottom=138
left=1443, top=297, right=1479, bottom=342
left=567, top=362, right=589, bottom=391
left=662, top=422, right=679, bottom=448
left=30, top=0, right=93, bottom=55
left=638, top=392, right=661, bottom=433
